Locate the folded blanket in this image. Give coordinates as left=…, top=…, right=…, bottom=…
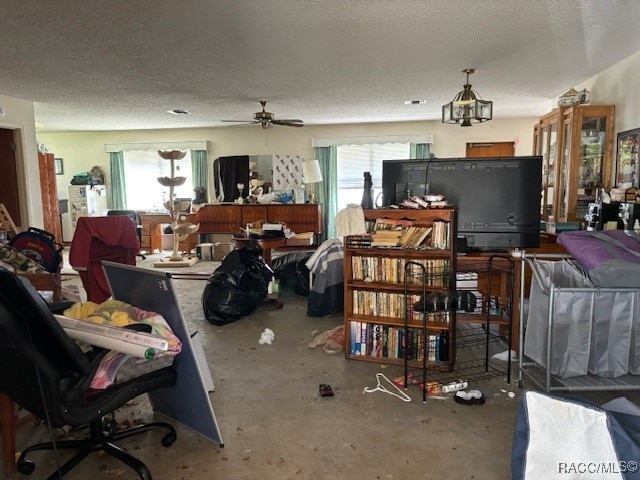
left=0, top=243, right=44, bottom=273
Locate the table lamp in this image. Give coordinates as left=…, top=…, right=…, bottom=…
left=302, top=159, right=323, bottom=203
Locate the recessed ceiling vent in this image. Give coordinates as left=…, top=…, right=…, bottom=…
left=167, top=109, right=191, bottom=115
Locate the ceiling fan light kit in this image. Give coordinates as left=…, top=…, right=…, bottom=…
left=222, top=101, right=304, bottom=129
left=442, top=68, right=493, bottom=127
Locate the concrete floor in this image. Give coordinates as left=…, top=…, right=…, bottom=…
left=5, top=252, right=637, bottom=480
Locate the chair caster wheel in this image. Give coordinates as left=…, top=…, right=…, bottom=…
left=162, top=432, right=177, bottom=447
left=16, top=459, right=36, bottom=475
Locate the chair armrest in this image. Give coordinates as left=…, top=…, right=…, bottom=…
left=17, top=272, right=62, bottom=301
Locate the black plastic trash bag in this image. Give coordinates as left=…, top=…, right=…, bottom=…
left=272, top=251, right=312, bottom=296
left=202, top=241, right=273, bottom=325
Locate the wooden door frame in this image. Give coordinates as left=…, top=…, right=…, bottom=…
left=0, top=127, right=27, bottom=229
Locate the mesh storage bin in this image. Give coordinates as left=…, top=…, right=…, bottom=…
left=525, top=259, right=640, bottom=378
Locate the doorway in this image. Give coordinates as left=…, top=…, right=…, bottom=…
left=466, top=141, right=515, bottom=158
left=0, top=128, right=21, bottom=226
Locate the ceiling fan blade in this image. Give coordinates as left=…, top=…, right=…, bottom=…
left=272, top=120, right=304, bottom=127
left=221, top=120, right=259, bottom=123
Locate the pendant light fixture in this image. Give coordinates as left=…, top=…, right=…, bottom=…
left=442, top=68, right=493, bottom=126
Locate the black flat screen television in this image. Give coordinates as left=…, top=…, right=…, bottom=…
left=381, top=156, right=543, bottom=251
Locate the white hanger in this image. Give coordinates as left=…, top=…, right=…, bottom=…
left=363, top=373, right=411, bottom=402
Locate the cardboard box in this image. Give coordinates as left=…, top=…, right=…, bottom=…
left=196, top=243, right=214, bottom=260
left=213, top=242, right=234, bottom=261
left=286, top=232, right=314, bottom=247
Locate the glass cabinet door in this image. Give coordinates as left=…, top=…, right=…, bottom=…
left=539, top=122, right=558, bottom=220
left=557, top=121, right=571, bottom=221
left=575, top=114, right=608, bottom=221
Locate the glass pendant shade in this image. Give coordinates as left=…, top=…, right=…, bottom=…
left=442, top=69, right=493, bottom=126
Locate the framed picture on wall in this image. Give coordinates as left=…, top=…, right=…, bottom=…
left=54, top=157, right=64, bottom=175
left=616, top=128, right=640, bottom=188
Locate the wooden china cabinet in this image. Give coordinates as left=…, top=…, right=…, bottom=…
left=533, top=104, right=615, bottom=223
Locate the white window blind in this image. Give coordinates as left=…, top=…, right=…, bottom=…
left=337, top=143, right=410, bottom=208
left=123, top=150, right=193, bottom=211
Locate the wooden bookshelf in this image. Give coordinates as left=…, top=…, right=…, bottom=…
left=343, top=208, right=457, bottom=369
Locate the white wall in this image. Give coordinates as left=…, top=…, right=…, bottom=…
left=38, top=116, right=536, bottom=198
left=570, top=49, right=640, bottom=183
left=0, top=93, right=42, bottom=229
left=576, top=49, right=640, bottom=135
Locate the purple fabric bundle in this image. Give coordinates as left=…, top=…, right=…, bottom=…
left=557, top=230, right=640, bottom=287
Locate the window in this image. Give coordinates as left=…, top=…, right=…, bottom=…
left=123, top=150, right=193, bottom=211
left=336, top=143, right=410, bottom=210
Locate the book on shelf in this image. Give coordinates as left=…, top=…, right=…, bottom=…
left=431, top=221, right=450, bottom=248
left=346, top=235, right=372, bottom=248
left=373, top=218, right=414, bottom=231
left=371, top=230, right=402, bottom=246
left=398, top=226, right=432, bottom=247
left=350, top=257, right=450, bottom=286
left=348, top=320, right=449, bottom=361
left=456, top=272, right=479, bottom=289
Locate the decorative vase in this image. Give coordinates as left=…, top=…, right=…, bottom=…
left=361, top=171, right=374, bottom=209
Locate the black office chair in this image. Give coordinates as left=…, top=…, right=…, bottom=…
left=106, top=210, right=146, bottom=259
left=0, top=267, right=177, bottom=479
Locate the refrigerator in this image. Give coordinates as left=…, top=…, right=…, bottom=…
left=69, top=185, right=108, bottom=234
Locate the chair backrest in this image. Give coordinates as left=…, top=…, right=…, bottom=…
left=69, top=216, right=139, bottom=303
left=107, top=209, right=140, bottom=225
left=0, top=268, right=91, bottom=425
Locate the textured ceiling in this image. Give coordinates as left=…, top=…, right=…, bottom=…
left=1, top=0, right=640, bottom=132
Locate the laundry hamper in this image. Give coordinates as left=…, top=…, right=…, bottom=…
left=524, top=258, right=639, bottom=378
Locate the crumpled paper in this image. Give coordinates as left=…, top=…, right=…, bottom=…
left=308, top=325, right=344, bottom=354
left=258, top=328, right=275, bottom=345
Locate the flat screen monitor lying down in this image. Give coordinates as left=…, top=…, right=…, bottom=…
left=102, top=261, right=224, bottom=447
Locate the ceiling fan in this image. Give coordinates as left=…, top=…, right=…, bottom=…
left=221, top=101, right=304, bottom=128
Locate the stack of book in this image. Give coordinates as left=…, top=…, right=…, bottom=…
left=370, top=229, right=403, bottom=247
left=346, top=235, right=372, bottom=248
left=431, top=221, right=450, bottom=248
left=398, top=226, right=432, bottom=247
left=373, top=218, right=414, bottom=230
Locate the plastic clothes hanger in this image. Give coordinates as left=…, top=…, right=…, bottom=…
left=363, top=373, right=411, bottom=402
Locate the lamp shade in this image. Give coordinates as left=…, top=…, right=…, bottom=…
left=302, top=159, right=323, bottom=184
